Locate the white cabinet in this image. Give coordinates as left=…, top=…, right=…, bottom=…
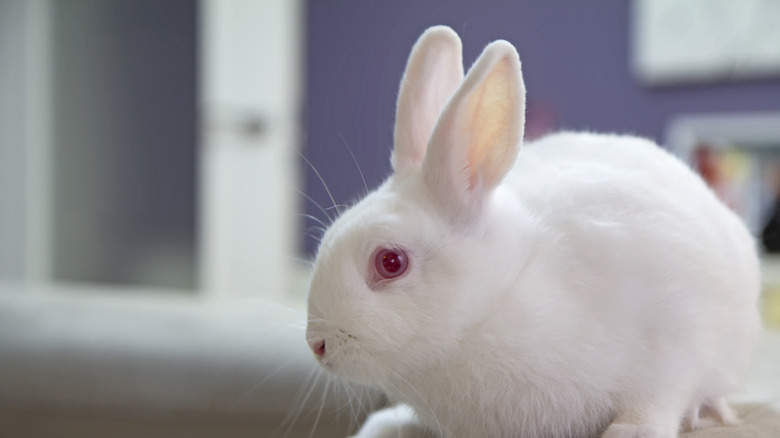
left=0, top=0, right=303, bottom=301
left=200, top=0, right=302, bottom=300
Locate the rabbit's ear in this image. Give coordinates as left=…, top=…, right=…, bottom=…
left=392, top=26, right=464, bottom=175
left=423, top=40, right=525, bottom=222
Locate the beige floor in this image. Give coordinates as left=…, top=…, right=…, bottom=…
left=685, top=404, right=780, bottom=438
left=0, top=403, right=357, bottom=438
left=2, top=403, right=779, bottom=438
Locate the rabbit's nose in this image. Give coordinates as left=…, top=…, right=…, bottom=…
left=309, top=339, right=326, bottom=359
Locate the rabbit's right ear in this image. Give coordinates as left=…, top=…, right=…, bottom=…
left=392, top=26, right=464, bottom=175
left=422, top=40, right=525, bottom=223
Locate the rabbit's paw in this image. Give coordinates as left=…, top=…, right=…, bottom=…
left=349, top=405, right=431, bottom=438
left=601, top=423, right=675, bottom=438
left=683, top=397, right=740, bottom=431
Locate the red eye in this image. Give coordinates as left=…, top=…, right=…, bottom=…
left=374, top=248, right=408, bottom=279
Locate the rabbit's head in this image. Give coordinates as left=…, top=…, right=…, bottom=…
left=306, top=26, right=528, bottom=385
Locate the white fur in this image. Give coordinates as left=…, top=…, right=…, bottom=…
left=393, top=26, right=464, bottom=175
left=306, top=26, right=761, bottom=438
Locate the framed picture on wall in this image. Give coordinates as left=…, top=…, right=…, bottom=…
left=633, top=0, right=780, bottom=85
left=666, top=113, right=780, bottom=252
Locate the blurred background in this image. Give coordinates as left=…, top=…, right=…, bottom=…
left=1, top=0, right=780, bottom=437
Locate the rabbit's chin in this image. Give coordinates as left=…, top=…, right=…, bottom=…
left=319, top=356, right=389, bottom=387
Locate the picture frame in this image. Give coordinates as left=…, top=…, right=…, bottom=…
left=667, top=112, right=780, bottom=248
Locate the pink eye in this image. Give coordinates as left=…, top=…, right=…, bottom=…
left=374, top=248, right=408, bottom=279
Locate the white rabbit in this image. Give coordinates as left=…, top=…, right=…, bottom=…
left=305, top=25, right=761, bottom=438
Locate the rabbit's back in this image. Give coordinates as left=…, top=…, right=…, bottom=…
left=509, top=132, right=757, bottom=287
left=509, top=131, right=759, bottom=321
left=503, top=131, right=760, bottom=409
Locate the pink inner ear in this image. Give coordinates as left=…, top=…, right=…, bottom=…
left=421, top=40, right=524, bottom=222
left=462, top=57, right=517, bottom=191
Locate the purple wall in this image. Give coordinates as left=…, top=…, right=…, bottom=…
left=303, top=0, right=780, bottom=255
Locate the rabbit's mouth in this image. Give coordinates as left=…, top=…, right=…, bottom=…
left=318, top=331, right=390, bottom=385
left=320, top=357, right=335, bottom=369
left=310, top=328, right=359, bottom=368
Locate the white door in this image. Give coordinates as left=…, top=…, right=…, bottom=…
left=200, top=0, right=301, bottom=300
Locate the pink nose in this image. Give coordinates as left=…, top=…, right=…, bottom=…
left=310, top=339, right=326, bottom=359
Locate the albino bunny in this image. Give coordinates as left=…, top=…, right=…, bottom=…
left=305, top=25, right=761, bottom=438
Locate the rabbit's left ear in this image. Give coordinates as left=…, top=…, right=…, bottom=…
left=392, top=26, right=464, bottom=175
left=423, top=40, right=526, bottom=222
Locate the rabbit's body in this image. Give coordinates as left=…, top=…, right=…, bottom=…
left=306, top=27, right=760, bottom=438
left=371, top=132, right=760, bottom=437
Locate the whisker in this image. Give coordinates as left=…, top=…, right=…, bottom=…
left=333, top=379, right=375, bottom=434
left=304, top=232, right=325, bottom=245
left=233, top=355, right=302, bottom=408
left=351, top=384, right=379, bottom=431
left=298, top=151, right=341, bottom=217
left=387, top=369, right=446, bottom=438
left=308, top=377, right=331, bottom=438
left=304, top=234, right=325, bottom=246
left=231, top=300, right=307, bottom=319
left=339, top=381, right=356, bottom=426
left=304, top=317, right=327, bottom=323
left=346, top=383, right=368, bottom=433
left=299, top=213, right=329, bottom=229
left=335, top=377, right=364, bottom=433
left=296, top=188, right=333, bottom=224
left=279, top=368, right=322, bottom=438
left=325, top=204, right=349, bottom=212
left=347, top=383, right=361, bottom=419
left=305, top=225, right=327, bottom=236
left=337, top=130, right=369, bottom=193
left=322, top=375, right=344, bottom=426
left=285, top=255, right=313, bottom=268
